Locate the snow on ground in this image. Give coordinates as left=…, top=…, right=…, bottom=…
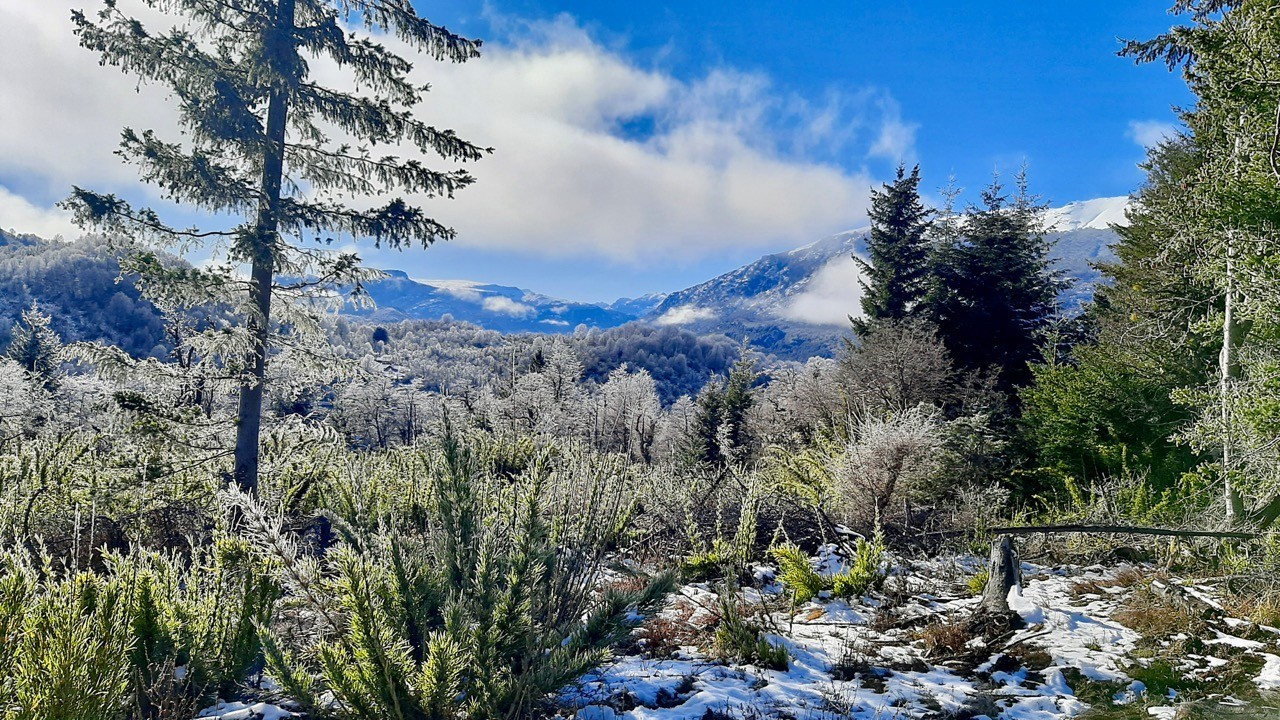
left=196, top=701, right=297, bottom=720
left=562, top=555, right=1280, bottom=720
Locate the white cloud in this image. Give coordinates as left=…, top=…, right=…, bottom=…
left=0, top=2, right=181, bottom=196
left=778, top=255, right=864, bottom=326
left=483, top=296, right=537, bottom=317
left=866, top=96, right=918, bottom=163
left=655, top=305, right=717, bottom=326
left=432, top=283, right=484, bottom=302
left=0, top=5, right=913, bottom=263
left=0, top=186, right=79, bottom=239
left=1127, top=120, right=1179, bottom=149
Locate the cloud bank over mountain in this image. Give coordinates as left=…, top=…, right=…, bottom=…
left=0, top=4, right=908, bottom=264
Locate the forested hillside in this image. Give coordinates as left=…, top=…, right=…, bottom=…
left=0, top=231, right=165, bottom=356
left=2, top=2, right=1280, bottom=720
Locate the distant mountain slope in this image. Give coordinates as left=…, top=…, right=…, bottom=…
left=349, top=197, right=1129, bottom=358
left=354, top=270, right=638, bottom=334
left=0, top=231, right=167, bottom=357
left=640, top=197, right=1129, bottom=358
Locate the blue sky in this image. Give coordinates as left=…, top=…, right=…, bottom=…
left=0, top=1, right=1191, bottom=303
left=433, top=0, right=1190, bottom=201
left=401, top=0, right=1190, bottom=301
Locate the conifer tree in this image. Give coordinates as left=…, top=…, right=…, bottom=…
left=1122, top=0, right=1280, bottom=525
left=689, top=353, right=758, bottom=468
left=6, top=303, right=64, bottom=391
left=63, top=0, right=488, bottom=491
left=927, top=172, right=1065, bottom=396
left=853, top=164, right=933, bottom=335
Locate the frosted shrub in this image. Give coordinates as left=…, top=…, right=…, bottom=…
left=833, top=405, right=944, bottom=524
left=0, top=537, right=273, bottom=720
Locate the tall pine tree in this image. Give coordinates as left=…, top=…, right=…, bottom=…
left=1122, top=0, right=1280, bottom=525
left=64, top=0, right=488, bottom=491
left=927, top=172, right=1065, bottom=397
left=853, top=164, right=933, bottom=335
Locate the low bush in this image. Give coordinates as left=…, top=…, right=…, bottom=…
left=771, top=532, right=887, bottom=605
left=246, top=432, right=674, bottom=719
left=711, top=591, right=789, bottom=672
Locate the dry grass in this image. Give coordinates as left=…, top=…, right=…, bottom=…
left=632, top=597, right=713, bottom=658
left=1069, top=566, right=1152, bottom=597
left=1223, top=590, right=1280, bottom=628
left=1112, top=584, right=1207, bottom=639
left=917, top=621, right=972, bottom=657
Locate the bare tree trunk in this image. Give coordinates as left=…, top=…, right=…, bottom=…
left=1222, top=244, right=1246, bottom=524
left=1222, top=119, right=1248, bottom=525
left=233, top=0, right=296, bottom=493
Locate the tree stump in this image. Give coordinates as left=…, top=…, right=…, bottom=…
left=969, top=534, right=1025, bottom=635
left=980, top=535, right=1021, bottom=613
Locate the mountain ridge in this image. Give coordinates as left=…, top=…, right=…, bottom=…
left=351, top=196, right=1129, bottom=357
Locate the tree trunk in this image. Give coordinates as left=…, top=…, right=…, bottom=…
left=233, top=0, right=296, bottom=493
left=1222, top=236, right=1247, bottom=525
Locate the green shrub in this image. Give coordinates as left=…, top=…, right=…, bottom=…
left=772, top=532, right=887, bottom=604
left=0, top=550, right=133, bottom=720
left=711, top=590, right=788, bottom=672
left=831, top=533, right=887, bottom=600
left=0, top=531, right=277, bottom=720
left=770, top=544, right=826, bottom=603
left=248, top=433, right=674, bottom=719
left=682, top=544, right=731, bottom=582
left=967, top=568, right=990, bottom=597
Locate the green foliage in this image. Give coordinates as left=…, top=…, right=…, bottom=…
left=246, top=433, right=674, bottom=719
left=1036, top=471, right=1211, bottom=527
left=682, top=543, right=733, bottom=583
left=1022, top=342, right=1201, bottom=494
left=115, top=539, right=280, bottom=708
left=927, top=171, right=1065, bottom=395
left=832, top=532, right=888, bottom=600
left=711, top=590, right=789, bottom=672
left=771, top=532, right=886, bottom=605
left=689, top=353, right=759, bottom=468
left=0, top=555, right=133, bottom=720
left=854, top=164, right=934, bottom=335
left=0, top=537, right=278, bottom=720
left=770, top=545, right=827, bottom=604
left=967, top=569, right=990, bottom=597
left=1115, top=2, right=1280, bottom=522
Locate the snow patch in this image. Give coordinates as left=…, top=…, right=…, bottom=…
left=1043, top=196, right=1130, bottom=232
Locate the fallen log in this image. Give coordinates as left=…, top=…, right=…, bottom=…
left=923, top=524, right=1261, bottom=541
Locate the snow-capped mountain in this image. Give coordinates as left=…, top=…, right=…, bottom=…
left=350, top=197, right=1129, bottom=353
left=353, top=270, right=638, bottom=334
left=638, top=196, right=1129, bottom=356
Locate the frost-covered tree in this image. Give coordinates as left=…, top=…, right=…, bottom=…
left=6, top=303, right=64, bottom=390
left=64, top=0, right=488, bottom=491
left=0, top=359, right=52, bottom=439
left=592, top=365, right=661, bottom=461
